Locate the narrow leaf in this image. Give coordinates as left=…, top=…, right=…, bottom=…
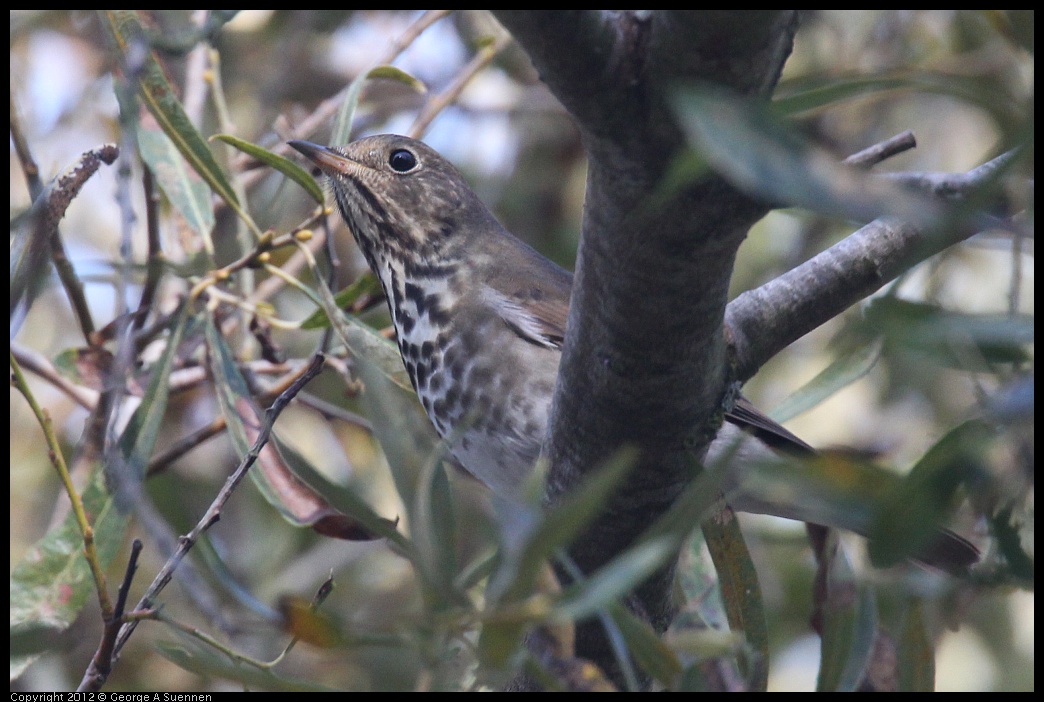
left=555, top=536, right=677, bottom=620
left=726, top=451, right=898, bottom=540
left=702, top=506, right=769, bottom=691
left=204, top=316, right=397, bottom=542
left=776, top=70, right=1024, bottom=129
left=118, top=302, right=193, bottom=477
left=138, top=121, right=215, bottom=237
left=155, top=638, right=335, bottom=692
left=102, top=11, right=239, bottom=209
left=772, top=74, right=912, bottom=116
left=864, top=297, right=1033, bottom=368
left=353, top=350, right=442, bottom=514
left=769, top=337, right=882, bottom=424
left=491, top=446, right=640, bottom=605
left=214, top=134, right=325, bottom=204
left=478, top=449, right=640, bottom=670
left=299, top=273, right=382, bottom=330
left=331, top=65, right=427, bottom=146
left=13, top=306, right=190, bottom=678
left=816, top=540, right=878, bottom=692
left=897, top=599, right=935, bottom=691
left=868, top=420, right=988, bottom=569
left=672, top=85, right=983, bottom=234
left=10, top=468, right=124, bottom=680
left=309, top=262, right=413, bottom=392
left=608, top=604, right=684, bottom=689
left=413, top=456, right=461, bottom=600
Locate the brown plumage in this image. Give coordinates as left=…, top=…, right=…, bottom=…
left=291, top=135, right=977, bottom=573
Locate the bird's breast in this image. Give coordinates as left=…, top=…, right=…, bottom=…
left=387, top=271, right=560, bottom=496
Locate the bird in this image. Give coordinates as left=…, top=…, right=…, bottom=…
left=289, top=134, right=978, bottom=573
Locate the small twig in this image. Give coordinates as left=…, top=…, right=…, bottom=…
left=235, top=9, right=453, bottom=186
left=11, top=352, right=113, bottom=613
left=165, top=359, right=296, bottom=395
left=10, top=93, right=45, bottom=199
left=181, top=11, right=212, bottom=126
left=77, top=540, right=144, bottom=692
left=285, top=10, right=452, bottom=145
left=146, top=417, right=227, bottom=477
left=380, top=10, right=454, bottom=65
left=10, top=350, right=323, bottom=480
left=134, top=166, right=164, bottom=330
left=14, top=145, right=119, bottom=338
left=114, top=540, right=144, bottom=625
left=1008, top=224, right=1024, bottom=315
left=880, top=149, right=1022, bottom=199
left=249, top=211, right=330, bottom=305
left=842, top=130, right=917, bottom=169
left=296, top=392, right=374, bottom=432
left=146, top=358, right=372, bottom=477
left=409, top=34, right=512, bottom=138
left=109, top=353, right=326, bottom=666
left=10, top=342, right=100, bottom=410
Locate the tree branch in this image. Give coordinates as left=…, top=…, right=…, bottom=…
left=727, top=151, right=1024, bottom=383
left=494, top=9, right=798, bottom=685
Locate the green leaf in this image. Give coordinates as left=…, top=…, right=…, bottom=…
left=702, top=506, right=768, bottom=691
left=863, top=297, right=1033, bottom=368
left=203, top=315, right=400, bottom=543
left=102, top=11, right=240, bottom=209
left=776, top=70, right=1026, bottom=132
left=352, top=350, right=442, bottom=515
left=138, top=125, right=215, bottom=236
left=489, top=446, right=641, bottom=606
left=609, top=604, right=684, bottom=689
left=675, top=530, right=729, bottom=633
left=772, top=74, right=913, bottom=116
left=214, top=134, right=325, bottom=204
left=346, top=318, right=415, bottom=392
left=867, top=420, right=988, bottom=569
left=308, top=265, right=413, bottom=393
left=769, top=337, right=882, bottom=424
left=477, top=448, right=640, bottom=670
left=9, top=468, right=125, bottom=680
left=897, top=599, right=935, bottom=692
left=118, top=302, right=193, bottom=478
left=155, top=637, right=336, bottom=692
left=726, top=451, right=899, bottom=541
left=412, top=456, right=461, bottom=603
left=331, top=65, right=427, bottom=146
left=671, top=85, right=974, bottom=232
left=12, top=306, right=191, bottom=678
left=816, top=538, right=878, bottom=692
left=299, top=273, right=382, bottom=330
left=555, top=536, right=677, bottom=621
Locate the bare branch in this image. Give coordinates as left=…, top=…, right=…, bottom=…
left=880, top=150, right=1023, bottom=199
left=107, top=354, right=326, bottom=672
left=843, top=130, right=917, bottom=169
left=727, top=152, right=1026, bottom=383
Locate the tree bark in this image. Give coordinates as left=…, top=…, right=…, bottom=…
left=492, top=10, right=799, bottom=686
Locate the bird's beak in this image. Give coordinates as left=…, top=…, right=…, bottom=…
left=289, top=140, right=355, bottom=177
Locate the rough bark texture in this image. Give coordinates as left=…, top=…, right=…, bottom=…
left=492, top=10, right=800, bottom=686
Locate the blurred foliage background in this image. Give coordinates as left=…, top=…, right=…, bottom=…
left=10, top=10, right=1033, bottom=691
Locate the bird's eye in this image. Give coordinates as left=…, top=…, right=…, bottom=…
left=388, top=149, right=417, bottom=172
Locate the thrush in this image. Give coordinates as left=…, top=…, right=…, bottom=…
left=289, top=134, right=977, bottom=573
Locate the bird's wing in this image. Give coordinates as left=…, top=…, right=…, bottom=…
left=484, top=236, right=572, bottom=349
left=725, top=394, right=816, bottom=456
